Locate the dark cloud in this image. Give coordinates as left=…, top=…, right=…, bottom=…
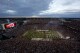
left=0, top=0, right=51, bottom=16
left=0, top=0, right=80, bottom=18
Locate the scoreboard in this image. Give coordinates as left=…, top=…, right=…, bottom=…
left=4, top=23, right=16, bottom=29
left=0, top=22, right=16, bottom=30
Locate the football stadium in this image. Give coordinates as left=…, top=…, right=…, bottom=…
left=0, top=0, right=80, bottom=53
left=0, top=18, right=80, bottom=53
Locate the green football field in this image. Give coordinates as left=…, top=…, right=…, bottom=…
left=22, top=30, right=60, bottom=40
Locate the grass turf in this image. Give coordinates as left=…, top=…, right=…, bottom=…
left=22, top=30, right=60, bottom=40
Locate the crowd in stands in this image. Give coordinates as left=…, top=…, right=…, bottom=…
left=0, top=38, right=79, bottom=53
left=62, top=20, right=80, bottom=41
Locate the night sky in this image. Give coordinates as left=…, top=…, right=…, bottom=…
left=0, top=0, right=80, bottom=18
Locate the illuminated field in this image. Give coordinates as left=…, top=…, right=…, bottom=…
left=22, top=30, right=60, bottom=40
